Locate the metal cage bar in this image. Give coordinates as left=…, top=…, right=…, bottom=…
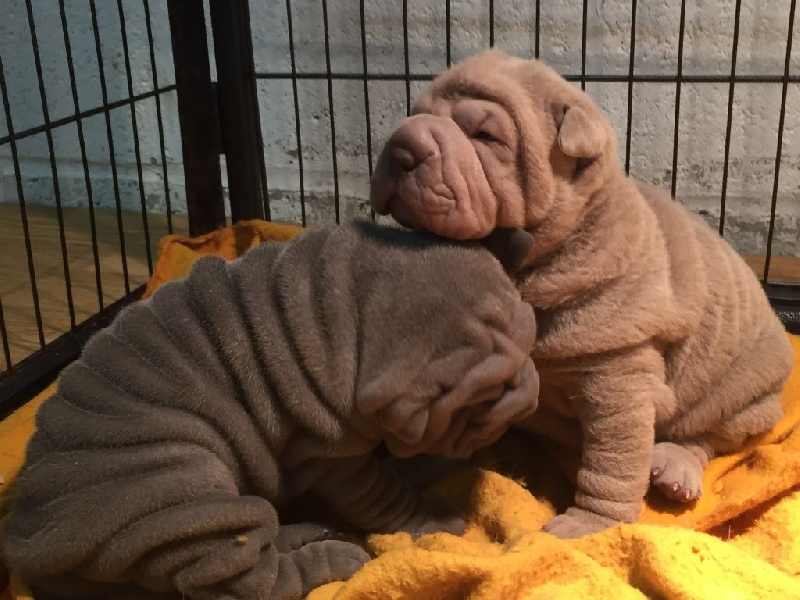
left=59, top=0, right=104, bottom=311
left=143, top=0, right=175, bottom=235
left=718, top=0, right=744, bottom=237
left=489, top=0, right=494, bottom=48
left=254, top=71, right=800, bottom=84
left=321, top=0, right=341, bottom=223
left=623, top=0, right=637, bottom=174
left=89, top=0, right=131, bottom=295
left=117, top=0, right=154, bottom=274
left=764, top=0, right=798, bottom=284
left=25, top=0, right=77, bottom=329
left=0, top=298, right=10, bottom=372
left=284, top=0, right=306, bottom=226
left=359, top=0, right=375, bottom=221
left=166, top=0, right=226, bottom=237
left=670, top=0, right=688, bottom=199
left=0, top=49, right=46, bottom=351
left=402, top=0, right=411, bottom=116
left=445, top=0, right=451, bottom=68
left=1, top=0, right=221, bottom=411
left=580, top=0, right=588, bottom=91
left=209, top=0, right=267, bottom=224
left=0, top=88, right=176, bottom=147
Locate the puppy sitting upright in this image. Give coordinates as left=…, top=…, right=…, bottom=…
left=1, top=220, right=539, bottom=600
left=370, top=49, right=794, bottom=539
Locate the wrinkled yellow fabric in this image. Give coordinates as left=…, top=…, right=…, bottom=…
left=2, top=220, right=799, bottom=599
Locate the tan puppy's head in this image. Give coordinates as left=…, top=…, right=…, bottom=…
left=350, top=221, right=539, bottom=459
left=370, top=49, right=619, bottom=254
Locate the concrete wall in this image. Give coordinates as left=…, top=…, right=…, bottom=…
left=1, top=0, right=799, bottom=256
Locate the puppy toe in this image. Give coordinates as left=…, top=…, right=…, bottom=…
left=274, top=522, right=339, bottom=553
left=542, top=508, right=619, bottom=539
left=325, top=541, right=372, bottom=576
left=650, top=442, right=703, bottom=503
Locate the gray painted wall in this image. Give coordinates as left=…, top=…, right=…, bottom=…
left=1, top=0, right=799, bottom=256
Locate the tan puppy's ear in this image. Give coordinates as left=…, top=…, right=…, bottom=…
left=481, top=228, right=534, bottom=275
left=557, top=105, right=608, bottom=159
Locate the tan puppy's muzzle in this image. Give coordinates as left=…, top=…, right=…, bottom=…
left=370, top=113, right=497, bottom=240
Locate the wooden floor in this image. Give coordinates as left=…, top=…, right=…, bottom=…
left=0, top=203, right=799, bottom=372
left=0, top=203, right=189, bottom=368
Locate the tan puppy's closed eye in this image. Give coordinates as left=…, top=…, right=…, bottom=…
left=453, top=101, right=513, bottom=148
left=371, top=48, right=794, bottom=539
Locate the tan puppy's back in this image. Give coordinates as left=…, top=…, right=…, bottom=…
left=638, top=183, right=793, bottom=442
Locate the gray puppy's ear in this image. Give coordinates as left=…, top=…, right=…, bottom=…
left=481, top=228, right=534, bottom=275
left=557, top=105, right=608, bottom=159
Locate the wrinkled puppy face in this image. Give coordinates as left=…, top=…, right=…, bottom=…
left=370, top=101, right=521, bottom=240
left=354, top=233, right=539, bottom=460
left=370, top=49, right=617, bottom=243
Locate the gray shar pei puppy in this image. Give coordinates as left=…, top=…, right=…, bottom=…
left=2, top=220, right=539, bottom=599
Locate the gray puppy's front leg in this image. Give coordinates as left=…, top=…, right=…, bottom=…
left=542, top=355, right=668, bottom=538
left=270, top=540, right=371, bottom=600
left=311, top=455, right=466, bottom=537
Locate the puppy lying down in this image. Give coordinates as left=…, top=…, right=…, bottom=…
left=370, top=49, right=795, bottom=538
left=1, top=220, right=539, bottom=599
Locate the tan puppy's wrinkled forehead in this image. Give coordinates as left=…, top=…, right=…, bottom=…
left=371, top=49, right=617, bottom=249
left=416, top=49, right=566, bottom=110
left=416, top=49, right=610, bottom=151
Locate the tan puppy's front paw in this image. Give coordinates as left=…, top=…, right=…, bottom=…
left=650, top=442, right=704, bottom=502
left=541, top=507, right=620, bottom=539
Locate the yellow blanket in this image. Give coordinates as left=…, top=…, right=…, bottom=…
left=2, top=220, right=799, bottom=600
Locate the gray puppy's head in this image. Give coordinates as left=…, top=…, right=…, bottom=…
left=350, top=221, right=539, bottom=459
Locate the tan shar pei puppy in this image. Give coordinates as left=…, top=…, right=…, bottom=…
left=370, top=49, right=795, bottom=538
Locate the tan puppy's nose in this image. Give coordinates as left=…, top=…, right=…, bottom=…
left=391, top=146, right=418, bottom=172
left=371, top=114, right=447, bottom=215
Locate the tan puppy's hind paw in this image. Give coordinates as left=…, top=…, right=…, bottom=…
left=650, top=442, right=704, bottom=503
left=541, top=507, right=620, bottom=539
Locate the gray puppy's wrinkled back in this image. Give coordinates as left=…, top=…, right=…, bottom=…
left=2, top=220, right=539, bottom=600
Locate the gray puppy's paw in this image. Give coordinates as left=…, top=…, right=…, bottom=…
left=312, top=540, right=372, bottom=581
left=541, top=507, right=620, bottom=539
left=273, top=522, right=341, bottom=553
left=273, top=540, right=371, bottom=600
left=397, top=498, right=467, bottom=538
left=403, top=513, right=467, bottom=538
left=650, top=442, right=704, bottom=502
